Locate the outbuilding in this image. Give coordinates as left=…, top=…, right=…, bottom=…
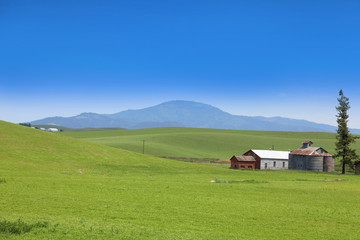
left=355, top=160, right=360, bottom=175
left=230, top=155, right=256, bottom=170
left=288, top=141, right=334, bottom=172
left=47, top=128, right=59, bottom=132
left=231, top=149, right=289, bottom=170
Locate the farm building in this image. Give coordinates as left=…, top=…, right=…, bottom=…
left=355, top=160, right=360, bottom=175
left=288, top=141, right=334, bottom=172
left=47, top=128, right=59, bottom=132
left=231, top=149, right=289, bottom=170
left=230, top=155, right=255, bottom=170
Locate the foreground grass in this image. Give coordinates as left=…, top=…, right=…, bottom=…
left=1, top=121, right=360, bottom=239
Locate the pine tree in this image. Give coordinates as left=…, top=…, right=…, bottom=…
left=335, top=90, right=358, bottom=174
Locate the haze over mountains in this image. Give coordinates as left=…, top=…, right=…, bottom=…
left=31, top=100, right=360, bottom=133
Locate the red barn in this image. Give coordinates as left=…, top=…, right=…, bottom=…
left=230, top=155, right=256, bottom=170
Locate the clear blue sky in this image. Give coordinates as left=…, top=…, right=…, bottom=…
left=1, top=0, right=360, bottom=128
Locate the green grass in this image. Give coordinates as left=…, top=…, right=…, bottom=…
left=2, top=121, right=360, bottom=239
left=60, top=127, right=360, bottom=161
left=68, top=127, right=125, bottom=131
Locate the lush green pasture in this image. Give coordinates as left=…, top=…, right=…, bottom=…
left=1, top=121, right=360, bottom=239
left=61, top=127, right=360, bottom=161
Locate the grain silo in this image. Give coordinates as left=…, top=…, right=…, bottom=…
left=289, top=141, right=334, bottom=172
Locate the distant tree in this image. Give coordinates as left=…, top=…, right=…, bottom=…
left=335, top=90, right=358, bottom=174
left=19, top=122, right=31, bottom=127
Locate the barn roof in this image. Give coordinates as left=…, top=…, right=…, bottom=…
left=232, top=155, right=256, bottom=162
left=290, top=147, right=320, bottom=155
left=251, top=150, right=290, bottom=160
left=290, top=147, right=332, bottom=156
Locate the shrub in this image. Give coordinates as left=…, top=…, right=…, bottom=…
left=0, top=219, right=48, bottom=235
left=215, top=178, right=228, bottom=183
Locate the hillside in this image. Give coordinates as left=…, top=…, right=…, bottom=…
left=32, top=100, right=360, bottom=133
left=1, top=121, right=360, bottom=239
left=61, top=127, right=360, bottom=165
left=0, top=121, right=180, bottom=175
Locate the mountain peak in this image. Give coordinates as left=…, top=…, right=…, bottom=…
left=30, top=100, right=358, bottom=133
left=154, top=100, right=219, bottom=109
left=78, top=112, right=99, bottom=116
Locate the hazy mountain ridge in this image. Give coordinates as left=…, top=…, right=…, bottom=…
left=31, top=100, right=360, bottom=133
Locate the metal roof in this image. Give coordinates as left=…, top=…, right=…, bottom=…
left=232, top=155, right=256, bottom=162
left=290, top=147, right=332, bottom=156
left=251, top=150, right=290, bottom=160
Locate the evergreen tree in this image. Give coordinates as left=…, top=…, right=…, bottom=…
left=335, top=90, right=358, bottom=174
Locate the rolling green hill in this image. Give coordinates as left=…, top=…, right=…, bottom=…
left=1, top=121, right=360, bottom=239
left=69, top=127, right=125, bottom=131
left=60, top=127, right=360, bottom=164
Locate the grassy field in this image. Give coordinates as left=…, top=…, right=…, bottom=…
left=60, top=127, right=360, bottom=164
left=32, top=125, right=124, bottom=132
left=2, top=121, right=360, bottom=239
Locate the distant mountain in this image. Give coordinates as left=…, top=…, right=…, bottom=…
left=31, top=100, right=360, bottom=133
left=32, top=112, right=131, bottom=129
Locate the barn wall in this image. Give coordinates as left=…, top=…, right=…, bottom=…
left=289, top=155, right=307, bottom=170
left=230, top=156, right=255, bottom=169
left=254, top=155, right=261, bottom=169
left=236, top=162, right=255, bottom=170
left=261, top=159, right=288, bottom=170
left=323, top=156, right=334, bottom=172
left=306, top=156, right=324, bottom=172
left=289, top=154, right=335, bottom=172
left=355, top=164, right=360, bottom=175
left=230, top=157, right=239, bottom=169
left=243, top=150, right=261, bottom=169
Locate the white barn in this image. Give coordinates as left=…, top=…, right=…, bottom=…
left=242, top=149, right=290, bottom=170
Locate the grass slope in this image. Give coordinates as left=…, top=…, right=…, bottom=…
left=61, top=127, right=360, bottom=161
left=1, top=121, right=360, bottom=239
left=69, top=127, right=125, bottom=131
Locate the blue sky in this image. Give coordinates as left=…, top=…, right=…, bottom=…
left=1, top=0, right=360, bottom=128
